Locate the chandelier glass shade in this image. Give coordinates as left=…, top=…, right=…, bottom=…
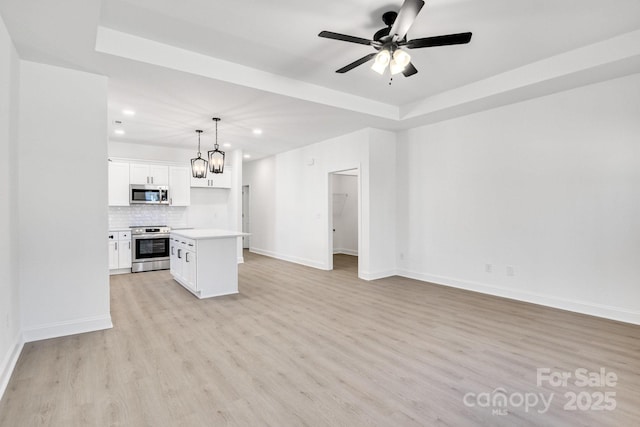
left=190, top=129, right=208, bottom=178
left=208, top=117, right=225, bottom=174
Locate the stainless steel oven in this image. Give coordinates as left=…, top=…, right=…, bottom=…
left=131, top=226, right=171, bottom=272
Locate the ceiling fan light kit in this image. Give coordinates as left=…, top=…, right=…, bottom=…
left=318, top=0, right=472, bottom=78
left=371, top=50, right=391, bottom=74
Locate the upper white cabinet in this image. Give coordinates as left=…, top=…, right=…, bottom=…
left=190, top=165, right=232, bottom=189
left=130, top=163, right=169, bottom=185
left=108, top=161, right=130, bottom=206
left=169, top=166, right=191, bottom=206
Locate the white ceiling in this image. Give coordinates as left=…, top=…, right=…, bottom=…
left=2, top=0, right=640, bottom=160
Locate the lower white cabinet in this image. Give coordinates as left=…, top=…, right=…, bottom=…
left=109, top=231, right=131, bottom=274
left=170, top=236, right=197, bottom=292
left=169, top=230, right=242, bottom=298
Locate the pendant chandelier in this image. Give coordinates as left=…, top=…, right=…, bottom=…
left=190, top=129, right=208, bottom=178
left=208, top=117, right=225, bottom=174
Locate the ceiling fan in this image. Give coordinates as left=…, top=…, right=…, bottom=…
left=318, top=0, right=472, bottom=77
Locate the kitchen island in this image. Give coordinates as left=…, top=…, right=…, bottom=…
left=169, top=229, right=246, bottom=299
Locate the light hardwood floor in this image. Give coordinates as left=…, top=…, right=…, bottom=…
left=1, top=252, right=639, bottom=426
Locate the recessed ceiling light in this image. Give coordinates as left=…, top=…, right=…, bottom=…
left=223, top=143, right=231, bottom=148
left=114, top=129, right=125, bottom=135
left=122, top=109, right=136, bottom=116
left=252, top=129, right=262, bottom=135
left=243, top=154, right=251, bottom=159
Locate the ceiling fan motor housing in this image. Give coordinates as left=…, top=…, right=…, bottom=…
left=374, top=11, right=398, bottom=43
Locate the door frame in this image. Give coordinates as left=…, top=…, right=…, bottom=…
left=327, top=167, right=361, bottom=275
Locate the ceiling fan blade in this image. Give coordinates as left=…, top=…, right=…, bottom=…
left=318, top=31, right=374, bottom=46
left=390, top=0, right=425, bottom=41
left=402, top=62, right=418, bottom=77
left=403, top=32, right=472, bottom=49
left=336, top=52, right=378, bottom=73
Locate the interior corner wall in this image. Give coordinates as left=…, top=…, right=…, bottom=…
left=226, top=149, right=244, bottom=262
left=366, top=129, right=397, bottom=279
left=397, top=73, right=640, bottom=325
left=0, top=13, right=21, bottom=399
left=19, top=61, right=112, bottom=341
left=243, top=128, right=397, bottom=279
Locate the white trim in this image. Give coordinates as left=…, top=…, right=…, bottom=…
left=95, top=27, right=397, bottom=120
left=237, top=256, right=245, bottom=264
left=398, top=269, right=640, bottom=326
left=22, top=315, right=113, bottom=343
left=0, top=333, right=24, bottom=401
left=333, top=248, right=358, bottom=256
left=250, top=248, right=328, bottom=270
left=359, top=269, right=397, bottom=281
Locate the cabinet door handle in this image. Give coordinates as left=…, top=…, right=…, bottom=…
left=171, top=246, right=174, bottom=255
left=185, top=253, right=190, bottom=262
left=128, top=242, right=131, bottom=250
left=115, top=242, right=118, bottom=250
left=151, top=176, right=154, bottom=184
left=177, top=248, right=182, bottom=259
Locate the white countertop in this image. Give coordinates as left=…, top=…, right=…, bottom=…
left=170, top=228, right=248, bottom=240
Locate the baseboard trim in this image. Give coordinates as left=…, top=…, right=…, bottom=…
left=0, top=333, right=24, bottom=401
left=333, top=249, right=359, bottom=256
left=359, top=269, right=397, bottom=281
left=22, top=315, right=113, bottom=343
left=250, top=248, right=327, bottom=270
left=109, top=268, right=131, bottom=276
left=397, top=269, right=640, bottom=325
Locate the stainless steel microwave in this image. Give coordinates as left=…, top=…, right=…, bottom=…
left=130, top=185, right=169, bottom=205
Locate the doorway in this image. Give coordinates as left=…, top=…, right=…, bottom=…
left=328, top=169, right=360, bottom=275
left=242, top=185, right=250, bottom=249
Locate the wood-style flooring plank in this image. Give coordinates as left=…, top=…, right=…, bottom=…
left=0, top=251, right=638, bottom=426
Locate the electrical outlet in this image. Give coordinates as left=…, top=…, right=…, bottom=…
left=506, top=265, right=515, bottom=277
left=485, top=263, right=492, bottom=273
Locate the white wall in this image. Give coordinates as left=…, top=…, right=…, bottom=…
left=332, top=174, right=358, bottom=255
left=243, top=128, right=396, bottom=279
left=0, top=13, right=21, bottom=399
left=397, top=73, right=640, bottom=324
left=19, top=61, right=112, bottom=340
left=108, top=141, right=238, bottom=230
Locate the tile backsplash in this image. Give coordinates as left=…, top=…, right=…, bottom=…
left=109, top=205, right=188, bottom=229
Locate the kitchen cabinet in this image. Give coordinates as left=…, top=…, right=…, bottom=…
left=169, top=166, right=191, bottom=206
left=108, top=161, right=130, bottom=206
left=170, top=229, right=246, bottom=298
left=190, top=165, right=232, bottom=189
left=109, top=231, right=132, bottom=274
left=130, top=163, right=169, bottom=185
left=170, top=236, right=197, bottom=292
